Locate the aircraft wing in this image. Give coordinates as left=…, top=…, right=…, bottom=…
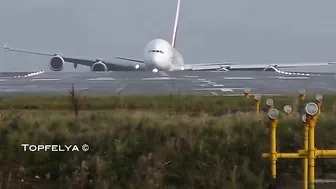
left=182, top=61, right=335, bottom=71
left=181, top=62, right=237, bottom=71
left=227, top=62, right=336, bottom=71
left=3, top=44, right=146, bottom=71
left=115, top=56, right=144, bottom=63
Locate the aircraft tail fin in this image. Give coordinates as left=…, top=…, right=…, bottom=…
left=171, top=0, right=180, bottom=48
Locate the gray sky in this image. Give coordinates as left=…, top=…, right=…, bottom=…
left=1, top=0, right=336, bottom=72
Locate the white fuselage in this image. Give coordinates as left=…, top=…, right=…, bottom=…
left=143, top=39, right=184, bottom=71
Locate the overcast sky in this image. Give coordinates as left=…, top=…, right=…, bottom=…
left=1, top=0, right=336, bottom=72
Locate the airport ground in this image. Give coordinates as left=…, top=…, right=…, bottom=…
left=0, top=70, right=335, bottom=96
left=0, top=70, right=336, bottom=189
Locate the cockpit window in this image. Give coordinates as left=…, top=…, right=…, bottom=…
left=148, top=50, right=164, bottom=54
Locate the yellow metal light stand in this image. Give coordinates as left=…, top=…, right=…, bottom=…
left=262, top=108, right=302, bottom=188
left=302, top=114, right=308, bottom=189
left=306, top=104, right=318, bottom=189
left=269, top=109, right=278, bottom=179
left=254, top=94, right=261, bottom=114
left=262, top=101, right=335, bottom=189
left=315, top=94, right=323, bottom=115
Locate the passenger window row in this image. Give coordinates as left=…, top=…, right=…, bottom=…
left=148, top=50, right=164, bottom=54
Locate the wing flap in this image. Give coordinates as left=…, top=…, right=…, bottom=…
left=271, top=62, right=335, bottom=67
left=187, top=62, right=237, bottom=66
left=183, top=61, right=335, bottom=71
left=183, top=64, right=230, bottom=71
left=228, top=62, right=335, bottom=71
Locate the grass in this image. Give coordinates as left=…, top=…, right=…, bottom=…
left=0, top=94, right=336, bottom=114
left=0, top=93, right=335, bottom=189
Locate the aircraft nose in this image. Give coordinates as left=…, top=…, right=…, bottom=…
left=150, top=54, right=165, bottom=68
left=152, top=54, right=162, bottom=64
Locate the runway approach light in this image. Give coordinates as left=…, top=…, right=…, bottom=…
left=244, top=88, right=251, bottom=98
left=266, top=99, right=274, bottom=108
left=316, top=94, right=323, bottom=102
left=268, top=108, right=279, bottom=120
left=315, top=94, right=323, bottom=114
left=305, top=102, right=318, bottom=116
left=299, top=89, right=306, bottom=100
left=254, top=94, right=261, bottom=101
left=299, top=89, right=306, bottom=95
left=302, top=114, right=306, bottom=123
left=283, top=105, right=292, bottom=115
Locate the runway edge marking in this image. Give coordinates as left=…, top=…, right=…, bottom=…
left=276, top=76, right=309, bottom=80
left=30, top=79, right=60, bottom=81
left=221, top=93, right=282, bottom=96
left=223, top=77, right=255, bottom=80
left=142, top=77, right=177, bottom=80
left=87, top=77, right=115, bottom=81
left=193, top=88, right=234, bottom=92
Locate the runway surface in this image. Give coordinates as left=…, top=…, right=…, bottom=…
left=0, top=70, right=335, bottom=96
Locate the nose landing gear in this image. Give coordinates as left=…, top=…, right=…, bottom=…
left=152, top=68, right=158, bottom=73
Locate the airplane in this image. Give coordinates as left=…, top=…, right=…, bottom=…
left=3, top=0, right=335, bottom=73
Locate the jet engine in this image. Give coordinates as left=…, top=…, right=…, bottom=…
left=91, top=61, right=108, bottom=71
left=49, top=55, right=64, bottom=71
left=263, top=65, right=279, bottom=72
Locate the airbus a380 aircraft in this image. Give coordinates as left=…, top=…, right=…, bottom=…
left=3, top=0, right=335, bottom=72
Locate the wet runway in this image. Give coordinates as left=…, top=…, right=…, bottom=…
left=0, top=70, right=335, bottom=96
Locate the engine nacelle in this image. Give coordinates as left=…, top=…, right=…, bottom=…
left=218, top=65, right=229, bottom=71
left=49, top=55, right=64, bottom=71
left=263, top=65, right=279, bottom=72
left=91, top=61, right=108, bottom=71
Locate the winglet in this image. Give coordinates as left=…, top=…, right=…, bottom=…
left=3, top=43, right=8, bottom=50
